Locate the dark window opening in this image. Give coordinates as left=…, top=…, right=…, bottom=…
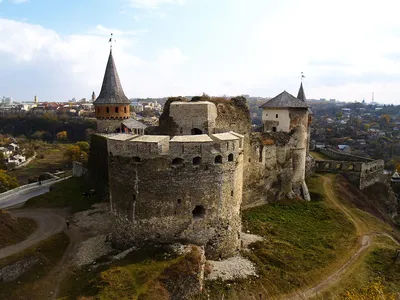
left=192, top=205, right=205, bottom=219
left=193, top=156, right=202, bottom=165
left=191, top=128, right=203, bottom=135
left=172, top=158, right=184, bottom=165
left=177, top=199, right=182, bottom=204
left=276, top=114, right=278, bottom=118
left=231, top=190, right=234, bottom=196
left=248, top=158, right=251, bottom=163
left=106, top=107, right=109, bottom=113
left=228, top=153, right=234, bottom=162
left=215, top=155, right=223, bottom=164
left=124, top=107, right=127, bottom=113
left=272, top=127, right=277, bottom=132
left=133, top=195, right=136, bottom=201
left=115, top=107, right=119, bottom=113
left=132, top=156, right=141, bottom=163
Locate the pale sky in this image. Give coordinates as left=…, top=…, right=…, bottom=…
left=1, top=0, right=400, bottom=103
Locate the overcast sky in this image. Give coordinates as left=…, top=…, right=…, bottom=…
left=1, top=0, right=400, bottom=103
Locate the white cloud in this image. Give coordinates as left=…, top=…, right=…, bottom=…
left=128, top=0, right=185, bottom=9
left=0, top=18, right=187, bottom=101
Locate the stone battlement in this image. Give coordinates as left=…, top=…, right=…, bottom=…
left=101, top=132, right=244, bottom=162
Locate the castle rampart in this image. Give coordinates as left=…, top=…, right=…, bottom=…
left=104, top=132, right=244, bottom=259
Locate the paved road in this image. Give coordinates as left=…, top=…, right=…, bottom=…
left=0, top=209, right=65, bottom=259
left=0, top=186, right=50, bottom=210
left=0, top=209, right=67, bottom=259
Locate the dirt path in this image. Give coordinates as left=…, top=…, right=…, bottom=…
left=0, top=209, right=67, bottom=259
left=284, top=175, right=399, bottom=300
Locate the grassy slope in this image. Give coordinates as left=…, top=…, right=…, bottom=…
left=58, top=246, right=203, bottom=300
left=10, top=143, right=71, bottom=185
left=25, top=177, right=100, bottom=213
left=202, top=175, right=357, bottom=299
left=0, top=232, right=69, bottom=300
left=0, top=210, right=37, bottom=248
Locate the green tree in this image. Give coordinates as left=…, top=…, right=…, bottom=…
left=336, top=111, right=343, bottom=119
left=0, top=170, right=19, bottom=192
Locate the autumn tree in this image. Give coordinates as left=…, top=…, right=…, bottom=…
left=64, top=145, right=81, bottom=162
left=56, top=131, right=68, bottom=141
left=341, top=281, right=396, bottom=300
left=380, top=114, right=391, bottom=128
left=76, top=141, right=90, bottom=153
left=0, top=170, right=19, bottom=193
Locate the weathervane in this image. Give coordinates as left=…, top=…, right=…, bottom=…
left=301, top=72, right=306, bottom=82
left=108, top=33, right=116, bottom=51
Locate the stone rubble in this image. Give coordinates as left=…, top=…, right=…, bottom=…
left=74, top=234, right=113, bottom=267
left=206, top=256, right=257, bottom=281
left=240, top=232, right=264, bottom=249
left=73, top=203, right=113, bottom=234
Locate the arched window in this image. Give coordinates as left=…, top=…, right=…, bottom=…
left=115, top=107, right=119, bottom=113
left=214, top=155, right=222, bottom=164
left=172, top=158, right=184, bottom=165
left=228, top=153, right=234, bottom=162
left=193, top=156, right=202, bottom=165
left=191, top=128, right=203, bottom=135
left=106, top=107, right=109, bottom=113
left=192, top=205, right=205, bottom=219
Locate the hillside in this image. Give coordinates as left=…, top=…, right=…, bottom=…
left=0, top=210, right=37, bottom=248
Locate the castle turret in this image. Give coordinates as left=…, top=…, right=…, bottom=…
left=94, top=50, right=131, bottom=133
left=297, top=82, right=313, bottom=155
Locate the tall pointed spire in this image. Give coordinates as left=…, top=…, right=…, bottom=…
left=297, top=82, right=306, bottom=102
left=94, top=50, right=130, bottom=105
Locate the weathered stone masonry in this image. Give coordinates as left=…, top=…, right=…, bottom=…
left=106, top=132, right=244, bottom=259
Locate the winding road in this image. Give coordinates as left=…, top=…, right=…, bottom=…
left=284, top=175, right=400, bottom=300
left=0, top=209, right=67, bottom=260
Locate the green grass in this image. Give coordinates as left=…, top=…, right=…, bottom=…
left=0, top=232, right=69, bottom=300
left=25, top=177, right=101, bottom=213
left=202, top=175, right=357, bottom=299
left=58, top=245, right=202, bottom=300
left=315, top=235, right=400, bottom=299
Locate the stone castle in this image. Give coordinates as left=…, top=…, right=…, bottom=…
left=90, top=50, right=311, bottom=259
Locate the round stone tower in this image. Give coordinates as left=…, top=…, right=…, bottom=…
left=94, top=50, right=131, bottom=133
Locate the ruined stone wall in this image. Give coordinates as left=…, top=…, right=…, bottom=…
left=314, top=159, right=384, bottom=189
left=319, top=148, right=373, bottom=162
left=169, top=102, right=217, bottom=135
left=108, top=134, right=244, bottom=259
left=242, top=131, right=309, bottom=207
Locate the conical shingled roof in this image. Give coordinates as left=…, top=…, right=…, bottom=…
left=297, top=82, right=306, bottom=102
left=260, top=91, right=309, bottom=109
left=94, top=51, right=130, bottom=105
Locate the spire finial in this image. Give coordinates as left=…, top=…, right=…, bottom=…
left=301, top=72, right=305, bottom=83
left=108, top=33, right=115, bottom=52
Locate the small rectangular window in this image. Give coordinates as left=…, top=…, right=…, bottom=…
left=106, top=107, right=109, bottom=113
left=115, top=107, right=119, bottom=113
left=272, top=127, right=277, bottom=132
left=276, top=114, right=278, bottom=118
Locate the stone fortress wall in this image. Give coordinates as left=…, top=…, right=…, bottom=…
left=314, top=148, right=384, bottom=189
left=105, top=131, right=244, bottom=259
